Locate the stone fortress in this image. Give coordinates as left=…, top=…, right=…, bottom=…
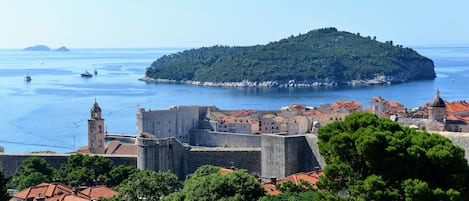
left=136, top=90, right=469, bottom=180
left=136, top=105, right=326, bottom=180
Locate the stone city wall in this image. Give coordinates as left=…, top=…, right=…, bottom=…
left=190, top=129, right=261, bottom=148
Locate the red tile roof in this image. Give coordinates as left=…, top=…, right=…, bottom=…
left=104, top=141, right=137, bottom=155
left=14, top=183, right=76, bottom=199
left=13, top=183, right=111, bottom=201
left=386, top=101, right=404, bottom=108
left=261, top=170, right=323, bottom=195
left=446, top=101, right=469, bottom=113
left=80, top=185, right=118, bottom=199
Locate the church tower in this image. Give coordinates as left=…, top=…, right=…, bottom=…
left=428, top=89, right=446, bottom=122
left=88, top=99, right=105, bottom=154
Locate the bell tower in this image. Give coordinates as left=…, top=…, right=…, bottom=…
left=88, top=99, right=105, bottom=154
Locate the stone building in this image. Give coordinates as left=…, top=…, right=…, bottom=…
left=88, top=100, right=105, bottom=154
left=136, top=106, right=201, bottom=143
left=136, top=105, right=325, bottom=180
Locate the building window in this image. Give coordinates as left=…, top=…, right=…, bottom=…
left=169, top=129, right=171, bottom=133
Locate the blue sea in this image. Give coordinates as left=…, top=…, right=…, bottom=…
left=0, top=46, right=468, bottom=153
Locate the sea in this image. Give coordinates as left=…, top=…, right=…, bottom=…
left=0, top=46, right=468, bottom=153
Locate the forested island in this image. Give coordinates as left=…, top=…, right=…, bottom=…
left=143, top=28, right=436, bottom=87
left=23, top=45, right=70, bottom=51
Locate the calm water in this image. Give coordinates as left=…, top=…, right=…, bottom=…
left=0, top=46, right=468, bottom=153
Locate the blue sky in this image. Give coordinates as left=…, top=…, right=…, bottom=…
left=0, top=0, right=468, bottom=48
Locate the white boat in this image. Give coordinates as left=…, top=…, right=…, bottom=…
left=81, top=70, right=93, bottom=77
left=24, top=74, right=31, bottom=81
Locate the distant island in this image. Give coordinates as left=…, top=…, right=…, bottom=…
left=23, top=45, right=51, bottom=51
left=143, top=28, right=436, bottom=87
left=23, top=45, right=70, bottom=52
left=56, top=46, right=70, bottom=51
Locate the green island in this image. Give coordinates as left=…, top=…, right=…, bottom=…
left=144, top=27, right=436, bottom=87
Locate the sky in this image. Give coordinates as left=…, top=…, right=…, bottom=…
left=0, top=0, right=468, bottom=48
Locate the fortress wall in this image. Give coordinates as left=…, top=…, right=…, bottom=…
left=284, top=135, right=307, bottom=176
left=190, top=130, right=261, bottom=148
left=188, top=149, right=261, bottom=178
left=0, top=153, right=136, bottom=177
left=261, top=134, right=286, bottom=179
left=304, top=134, right=326, bottom=168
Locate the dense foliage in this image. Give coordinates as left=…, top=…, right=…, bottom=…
left=164, top=165, right=265, bottom=201
left=10, top=154, right=136, bottom=190
left=11, top=157, right=56, bottom=190
left=317, top=112, right=469, bottom=200
left=259, top=180, right=342, bottom=201
left=57, top=154, right=114, bottom=187
left=112, top=170, right=179, bottom=201
left=0, top=168, right=10, bottom=201
left=146, top=28, right=434, bottom=83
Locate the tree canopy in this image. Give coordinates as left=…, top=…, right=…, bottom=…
left=12, top=157, right=56, bottom=190
left=57, top=154, right=114, bottom=187
left=317, top=112, right=469, bottom=200
left=0, top=168, right=10, bottom=201
left=164, top=165, right=265, bottom=201
left=146, top=27, right=435, bottom=85
left=115, top=169, right=179, bottom=201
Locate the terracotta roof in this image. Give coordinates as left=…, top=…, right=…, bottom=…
left=280, top=171, right=322, bottom=185
left=104, top=141, right=137, bottom=155
left=73, top=146, right=91, bottom=154
left=386, top=101, right=404, bottom=108
left=261, top=182, right=282, bottom=195
left=331, top=100, right=362, bottom=111
left=219, top=168, right=234, bottom=175
left=446, top=101, right=469, bottom=113
left=80, top=185, right=118, bottom=199
left=46, top=194, right=89, bottom=201
left=13, top=183, right=89, bottom=200
left=261, top=170, right=323, bottom=196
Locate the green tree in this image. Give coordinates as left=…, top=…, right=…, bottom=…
left=107, top=165, right=139, bottom=187
left=0, top=168, right=10, bottom=201
left=166, top=165, right=265, bottom=201
left=117, top=170, right=179, bottom=201
left=57, top=154, right=113, bottom=187
left=317, top=112, right=469, bottom=200
left=12, top=157, right=56, bottom=190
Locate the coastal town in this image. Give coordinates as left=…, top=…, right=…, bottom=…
left=3, top=89, right=468, bottom=200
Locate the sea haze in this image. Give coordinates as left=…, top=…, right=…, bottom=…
left=0, top=46, right=467, bottom=153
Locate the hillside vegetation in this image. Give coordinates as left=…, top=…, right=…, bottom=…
left=145, top=28, right=435, bottom=86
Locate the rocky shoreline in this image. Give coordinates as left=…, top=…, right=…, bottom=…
left=139, top=75, right=403, bottom=88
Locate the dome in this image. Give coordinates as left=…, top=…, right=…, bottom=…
left=429, top=89, right=445, bottom=107
left=91, top=99, right=102, bottom=113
